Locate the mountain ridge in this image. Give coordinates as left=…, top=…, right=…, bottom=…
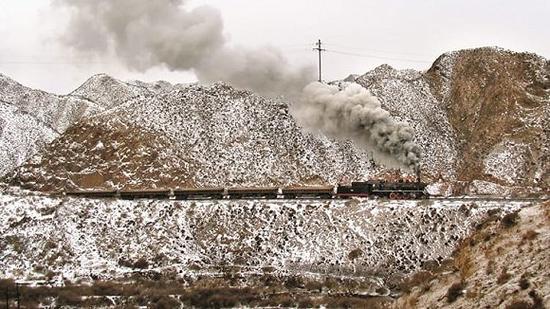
left=1, top=47, right=549, bottom=192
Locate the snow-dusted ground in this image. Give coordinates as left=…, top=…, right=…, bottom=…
left=0, top=190, right=534, bottom=290
left=0, top=73, right=102, bottom=177
left=0, top=101, right=58, bottom=176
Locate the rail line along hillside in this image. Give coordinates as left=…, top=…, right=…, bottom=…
left=64, top=176, right=428, bottom=200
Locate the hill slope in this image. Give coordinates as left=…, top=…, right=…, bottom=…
left=394, top=201, right=549, bottom=308
left=425, top=48, right=549, bottom=188
left=0, top=73, right=104, bottom=177
left=11, top=82, right=376, bottom=190
left=4, top=47, right=550, bottom=192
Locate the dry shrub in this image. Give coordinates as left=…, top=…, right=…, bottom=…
left=260, top=274, right=281, bottom=288
left=446, top=281, right=465, bottom=303
left=92, top=281, right=124, bottom=296
left=465, top=287, right=479, bottom=299
left=182, top=287, right=256, bottom=308
left=501, top=211, right=520, bottom=228
left=348, top=248, right=363, bottom=260
left=133, top=257, right=149, bottom=269
left=522, top=230, right=539, bottom=241
left=404, top=294, right=419, bottom=308
left=284, top=276, right=304, bottom=289
left=261, top=293, right=294, bottom=307
left=45, top=270, right=57, bottom=280
left=486, top=259, right=496, bottom=275
left=0, top=278, right=15, bottom=290
left=543, top=203, right=550, bottom=222
left=455, top=246, right=474, bottom=280
left=399, top=271, right=434, bottom=293
left=323, top=277, right=340, bottom=291
left=506, top=299, right=532, bottom=309
left=43, top=240, right=57, bottom=250
left=57, top=289, right=81, bottom=306
left=304, top=279, right=323, bottom=292
left=151, top=295, right=181, bottom=309
left=528, top=289, right=544, bottom=309
left=518, top=277, right=530, bottom=290
left=118, top=257, right=133, bottom=268
left=297, top=297, right=315, bottom=308
left=497, top=268, right=512, bottom=285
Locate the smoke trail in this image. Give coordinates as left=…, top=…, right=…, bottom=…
left=55, top=0, right=313, bottom=97
left=293, top=82, right=422, bottom=170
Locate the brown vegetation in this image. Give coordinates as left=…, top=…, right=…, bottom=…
left=394, top=201, right=549, bottom=308
left=0, top=275, right=393, bottom=308
left=501, top=211, right=520, bottom=228
left=446, top=281, right=465, bottom=303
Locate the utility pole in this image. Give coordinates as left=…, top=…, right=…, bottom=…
left=313, top=39, right=325, bottom=82
left=16, top=283, right=20, bottom=309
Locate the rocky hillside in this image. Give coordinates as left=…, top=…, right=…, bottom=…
left=425, top=48, right=549, bottom=189
left=0, top=73, right=104, bottom=177
left=0, top=189, right=531, bottom=290
left=355, top=47, right=549, bottom=189
left=10, top=82, right=378, bottom=191
left=394, top=201, right=549, bottom=308
left=3, top=47, right=550, bottom=192
left=0, top=100, right=57, bottom=176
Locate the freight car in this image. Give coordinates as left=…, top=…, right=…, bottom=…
left=173, top=187, right=225, bottom=200
left=119, top=189, right=171, bottom=200
left=65, top=190, right=118, bottom=198
left=281, top=186, right=334, bottom=199
left=226, top=187, right=279, bottom=199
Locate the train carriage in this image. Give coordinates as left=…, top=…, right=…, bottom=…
left=281, top=186, right=334, bottom=199
left=119, top=189, right=171, bottom=200
left=65, top=190, right=118, bottom=198
left=226, top=187, right=279, bottom=199
left=173, top=187, right=225, bottom=200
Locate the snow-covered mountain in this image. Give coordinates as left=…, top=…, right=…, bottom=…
left=0, top=100, right=57, bottom=176
left=2, top=47, right=549, bottom=192
left=11, top=82, right=376, bottom=191
left=0, top=73, right=106, bottom=177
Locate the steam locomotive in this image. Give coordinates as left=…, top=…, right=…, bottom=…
left=65, top=177, right=428, bottom=200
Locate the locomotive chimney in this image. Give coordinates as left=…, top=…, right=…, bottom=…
left=415, top=166, right=421, bottom=183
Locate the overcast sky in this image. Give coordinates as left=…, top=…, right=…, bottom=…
left=0, top=0, right=549, bottom=94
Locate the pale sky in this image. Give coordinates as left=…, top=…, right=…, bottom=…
left=0, top=0, right=549, bottom=94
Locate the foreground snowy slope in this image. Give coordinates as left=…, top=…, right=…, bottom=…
left=0, top=190, right=533, bottom=292
left=395, top=201, right=549, bottom=308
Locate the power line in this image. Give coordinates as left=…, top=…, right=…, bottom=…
left=323, top=43, right=434, bottom=58
left=325, top=49, right=432, bottom=64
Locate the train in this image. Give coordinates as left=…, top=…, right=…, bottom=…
left=64, top=177, right=428, bottom=200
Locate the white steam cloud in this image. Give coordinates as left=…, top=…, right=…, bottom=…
left=293, top=82, right=422, bottom=170
left=56, top=0, right=313, bottom=97
left=56, top=0, right=422, bottom=169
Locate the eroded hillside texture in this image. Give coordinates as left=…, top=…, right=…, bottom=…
left=2, top=47, right=549, bottom=192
